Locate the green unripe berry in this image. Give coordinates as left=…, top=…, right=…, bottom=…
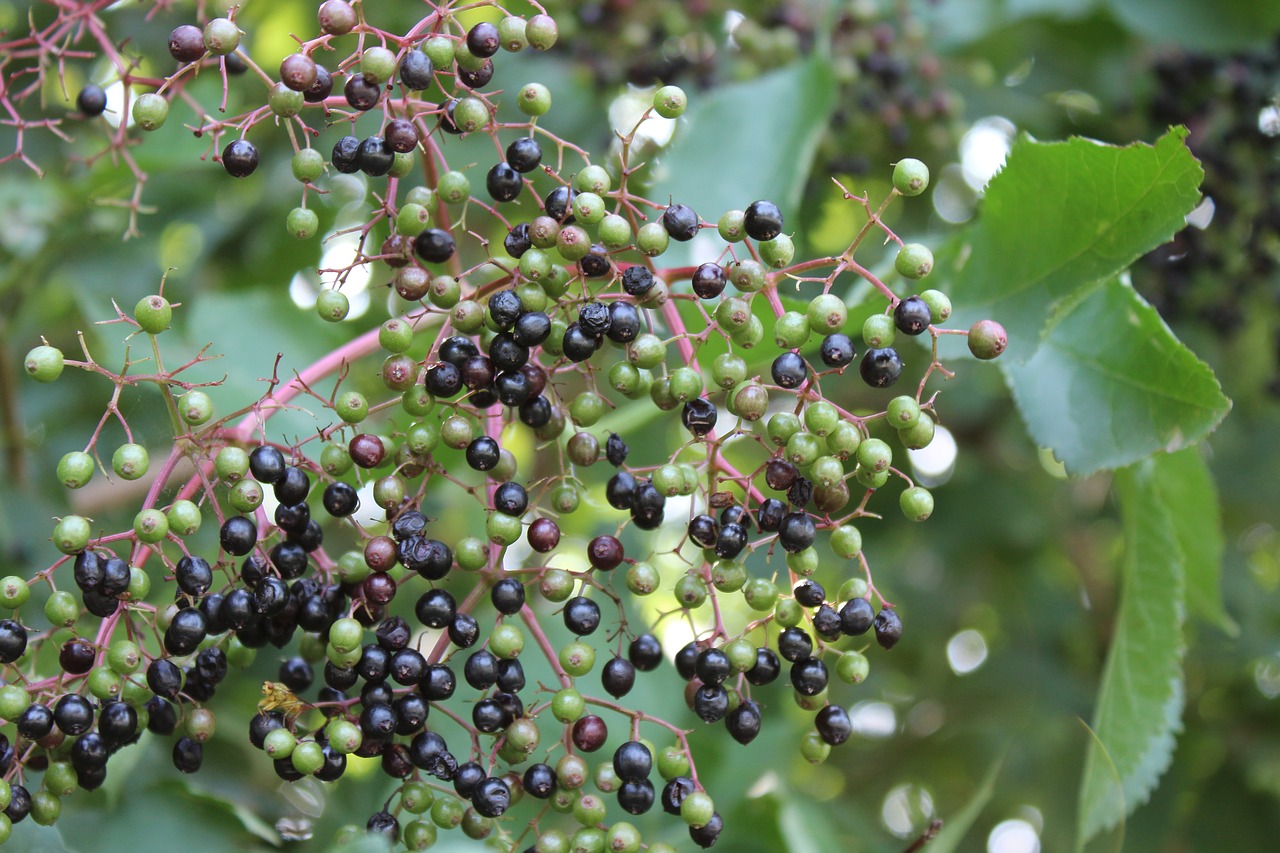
left=397, top=203, right=430, bottom=237
left=787, top=547, right=819, bottom=577
left=887, top=395, right=921, bottom=429
left=774, top=596, right=803, bottom=628
left=107, top=639, right=141, bottom=674
left=743, top=577, right=778, bottom=611
left=451, top=536, right=486, bottom=571
left=519, top=247, right=553, bottom=281
left=57, top=451, right=94, bottom=489
left=573, top=792, right=607, bottom=827
left=920, top=289, right=952, bottom=322
left=126, top=565, right=149, bottom=601
left=379, top=318, right=414, bottom=353
left=132, top=93, right=168, bottom=131
left=315, top=289, right=350, bottom=322
left=329, top=617, right=362, bottom=654
left=804, top=400, right=840, bottom=436
left=728, top=259, right=766, bottom=292
left=727, top=380, right=768, bottom=420
left=895, top=242, right=934, bottom=279
left=44, top=762, right=78, bottom=798
left=893, top=158, right=930, bottom=196
left=133, top=508, right=169, bottom=544
left=112, top=443, right=149, bottom=480
left=291, top=740, right=325, bottom=775
left=653, top=85, right=687, bottom=119
left=44, top=590, right=77, bottom=626
left=836, top=650, right=870, bottom=684
left=405, top=820, right=437, bottom=851
left=635, top=221, right=669, bottom=256
left=667, top=366, right=702, bottom=402
left=968, top=319, right=1008, bottom=360
left=810, top=455, right=844, bottom=489
left=626, top=333, right=665, bottom=369
left=552, top=688, right=585, bottom=723
left=774, top=311, right=810, bottom=349
left=263, top=727, right=297, bottom=759
left=674, top=573, right=708, bottom=609
left=228, top=479, right=263, bottom=513
left=498, top=16, right=528, bottom=51
left=437, top=170, right=471, bottom=205
left=178, top=390, right=214, bottom=426
left=24, top=345, right=65, bottom=382
left=0, top=577, right=28, bottom=610
left=286, top=207, right=319, bottom=240
left=855, top=466, right=890, bottom=489
left=622, top=560, right=655, bottom=594
left=401, top=781, right=434, bottom=814
left=718, top=209, right=745, bottom=242
left=800, top=730, right=831, bottom=763
left=732, top=314, right=765, bottom=347
left=599, top=214, right=632, bottom=249
left=452, top=299, right=486, bottom=333
left=712, top=353, right=747, bottom=389
left=827, top=420, right=862, bottom=458
left=831, top=524, right=863, bottom=558
left=334, top=390, right=369, bottom=423
left=759, top=234, right=794, bottom=268
left=555, top=224, right=591, bottom=261
left=30, top=790, right=60, bottom=826
left=517, top=82, right=552, bottom=116
left=203, top=18, right=240, bottom=55
left=268, top=82, right=304, bottom=117
left=135, top=294, right=172, bottom=334
left=490, top=623, right=525, bottom=659
left=863, top=313, right=895, bottom=348
left=215, top=446, right=249, bottom=482
left=767, top=411, right=802, bottom=446
left=856, top=437, right=893, bottom=472
left=0, top=686, right=27, bottom=721
left=486, top=511, right=522, bottom=546
left=53, top=514, right=91, bottom=554
left=453, top=97, right=489, bottom=133
left=899, top=412, right=936, bottom=449
left=574, top=165, right=612, bottom=194
left=680, top=791, right=714, bottom=828
left=373, top=474, right=406, bottom=509
left=423, top=36, right=454, bottom=70
left=292, top=148, right=324, bottom=183
left=807, top=293, right=848, bottom=333
left=526, top=14, right=559, bottom=51
left=900, top=485, right=934, bottom=521
left=571, top=192, right=606, bottom=226
left=785, top=431, right=822, bottom=468
left=361, top=46, right=398, bottom=84
left=560, top=640, right=596, bottom=677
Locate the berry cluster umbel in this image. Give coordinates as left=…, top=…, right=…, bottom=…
left=8, top=2, right=1007, bottom=850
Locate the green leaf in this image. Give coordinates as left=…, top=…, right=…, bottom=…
left=1109, top=0, right=1280, bottom=51
left=945, top=128, right=1203, bottom=361
left=1077, top=455, right=1189, bottom=843
left=648, top=54, right=837, bottom=268
left=1150, top=448, right=1236, bottom=633
left=1003, top=278, right=1230, bottom=475
left=929, top=746, right=1008, bottom=853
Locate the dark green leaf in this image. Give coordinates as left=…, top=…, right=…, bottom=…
left=1078, top=455, right=1188, bottom=843
left=1003, top=278, right=1230, bottom=475
left=649, top=54, right=837, bottom=268
left=945, top=128, right=1203, bottom=361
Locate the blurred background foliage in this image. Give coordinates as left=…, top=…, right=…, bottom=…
left=1, top=0, right=1278, bottom=851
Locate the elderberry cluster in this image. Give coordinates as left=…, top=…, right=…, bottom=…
left=6, top=2, right=1008, bottom=850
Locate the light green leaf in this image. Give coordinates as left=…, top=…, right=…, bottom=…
left=1078, top=455, right=1188, bottom=843
left=1003, top=278, right=1230, bottom=475
left=649, top=54, right=837, bottom=268
left=945, top=128, right=1203, bottom=361
left=1149, top=448, right=1236, bottom=633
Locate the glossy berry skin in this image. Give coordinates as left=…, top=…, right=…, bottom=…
left=506, top=137, right=542, bottom=173
left=968, top=319, right=1008, bottom=360
left=789, top=656, right=829, bottom=695
left=601, top=656, right=636, bottom=698
left=744, top=200, right=784, bottom=241
left=563, top=596, right=601, bottom=635
left=840, top=597, right=875, bottom=635
left=875, top=608, right=903, bottom=648
left=771, top=352, right=808, bottom=389
left=588, top=535, right=624, bottom=570
left=572, top=715, right=608, bottom=751
left=860, top=347, right=904, bottom=388
left=894, top=296, right=932, bottom=335
left=613, top=741, right=652, bottom=782
left=820, top=333, right=856, bottom=368
left=77, top=84, right=108, bottom=116
left=414, top=228, right=456, bottom=263
left=331, top=135, right=361, bottom=173
left=777, top=512, right=816, bottom=552
left=628, top=633, right=663, bottom=671
left=524, top=763, right=557, bottom=798
left=222, top=140, right=259, bottom=178
left=486, top=162, right=523, bottom=202
left=816, top=704, right=853, bottom=745
left=682, top=397, right=718, bottom=437
left=466, top=22, right=501, bottom=57
left=219, top=515, right=257, bottom=556
left=691, top=263, right=727, bottom=299
left=662, top=204, right=699, bottom=241
left=490, top=578, right=525, bottom=615
left=726, top=700, right=763, bottom=745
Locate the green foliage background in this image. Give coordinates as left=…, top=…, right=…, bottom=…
left=1, top=0, right=1277, bottom=851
